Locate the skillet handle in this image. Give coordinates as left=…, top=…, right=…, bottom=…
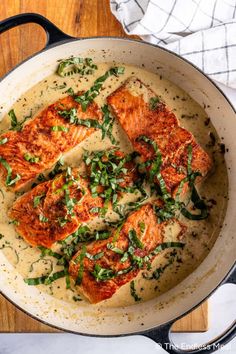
left=143, top=267, right=236, bottom=353
left=0, top=13, right=74, bottom=46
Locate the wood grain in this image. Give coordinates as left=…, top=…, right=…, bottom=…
left=0, top=0, right=208, bottom=333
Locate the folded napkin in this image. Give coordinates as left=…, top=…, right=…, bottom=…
left=110, top=0, right=236, bottom=88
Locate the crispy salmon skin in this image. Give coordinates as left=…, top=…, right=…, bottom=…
left=9, top=169, right=103, bottom=248
left=0, top=94, right=102, bottom=191
left=69, top=203, right=185, bottom=304
left=107, top=77, right=212, bottom=195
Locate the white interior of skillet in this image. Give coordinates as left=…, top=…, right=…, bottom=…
left=0, top=38, right=235, bottom=335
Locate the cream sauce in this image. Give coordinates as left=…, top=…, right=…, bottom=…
left=0, top=62, right=228, bottom=307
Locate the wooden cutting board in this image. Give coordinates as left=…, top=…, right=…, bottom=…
left=0, top=0, right=208, bottom=333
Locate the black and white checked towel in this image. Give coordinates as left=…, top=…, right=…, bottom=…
left=110, top=0, right=236, bottom=88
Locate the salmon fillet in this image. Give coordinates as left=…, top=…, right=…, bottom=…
left=0, top=95, right=102, bottom=191
left=9, top=169, right=103, bottom=248
left=69, top=203, right=185, bottom=303
left=107, top=78, right=212, bottom=195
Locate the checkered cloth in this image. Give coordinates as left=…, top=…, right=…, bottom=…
left=110, top=0, right=236, bottom=88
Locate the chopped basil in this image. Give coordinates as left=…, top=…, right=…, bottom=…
left=72, top=295, right=82, bottom=302
left=180, top=145, right=208, bottom=220
left=100, top=105, right=117, bottom=145
left=139, top=221, right=145, bottom=234
left=48, top=158, right=64, bottom=179
left=59, top=226, right=110, bottom=261
left=8, top=109, right=32, bottom=131
left=24, top=269, right=66, bottom=286
left=181, top=185, right=209, bottom=220
left=151, top=242, right=184, bottom=257
left=83, top=149, right=136, bottom=216
left=0, top=156, right=21, bottom=186
left=91, top=264, right=115, bottom=281
left=38, top=246, right=62, bottom=260
left=58, top=105, right=117, bottom=144
left=75, top=66, right=125, bottom=111
left=128, top=229, right=144, bottom=249
left=51, top=126, right=69, bottom=132
left=107, top=243, right=124, bottom=254
left=33, top=194, right=45, bottom=208
left=37, top=173, right=47, bottom=182
left=39, top=214, right=49, bottom=223
left=57, top=57, right=97, bottom=77
left=66, top=87, right=75, bottom=96
left=0, top=137, right=8, bottom=145
left=44, top=270, right=66, bottom=285
left=24, top=153, right=40, bottom=163
left=130, top=280, right=141, bottom=302
left=143, top=253, right=176, bottom=280
left=24, top=276, right=48, bottom=285
left=75, top=245, right=87, bottom=285
left=120, top=252, right=129, bottom=263
left=149, top=96, right=160, bottom=110
left=85, top=251, right=104, bottom=260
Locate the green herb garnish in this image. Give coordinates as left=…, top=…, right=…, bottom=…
left=83, top=149, right=136, bottom=216
left=24, top=269, right=66, bottom=286
left=57, top=57, right=97, bottom=77
left=85, top=251, right=104, bottom=260
left=0, top=156, right=21, bottom=186
left=72, top=295, right=83, bottom=302
left=8, top=109, right=32, bottom=131
left=48, top=158, right=64, bottom=179
left=130, top=280, right=141, bottom=302
left=51, top=126, right=69, bottom=132
left=33, top=194, right=45, bottom=208
left=75, top=66, right=125, bottom=111
left=128, top=229, right=144, bottom=249
left=91, top=264, right=115, bottom=281
left=75, top=245, right=87, bottom=285
left=24, top=153, right=40, bottom=163
left=0, top=137, right=8, bottom=145
left=149, top=96, right=160, bottom=110
left=39, top=214, right=49, bottom=223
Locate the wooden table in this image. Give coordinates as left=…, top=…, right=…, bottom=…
left=0, top=0, right=208, bottom=333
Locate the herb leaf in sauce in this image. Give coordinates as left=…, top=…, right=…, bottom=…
left=75, top=245, right=87, bottom=285
left=57, top=57, right=98, bottom=77
left=149, top=96, right=160, bottom=110
left=75, top=66, right=125, bottom=111
left=0, top=156, right=21, bottom=186
left=130, top=280, right=141, bottom=301
left=48, top=158, right=65, bottom=179
left=8, top=109, right=32, bottom=131
left=24, top=269, right=66, bottom=286
left=180, top=146, right=209, bottom=220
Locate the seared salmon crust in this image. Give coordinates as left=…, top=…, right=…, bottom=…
left=107, top=78, right=212, bottom=195
left=9, top=169, right=103, bottom=248
left=0, top=94, right=102, bottom=191
left=69, top=203, right=185, bottom=303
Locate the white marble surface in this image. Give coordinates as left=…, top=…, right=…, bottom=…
left=0, top=85, right=235, bottom=354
